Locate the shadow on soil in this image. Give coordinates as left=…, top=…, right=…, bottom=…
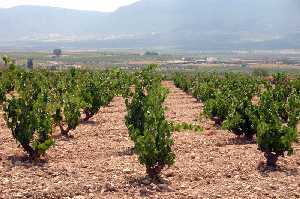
left=226, top=136, right=256, bottom=145
left=126, top=175, right=173, bottom=196
left=7, top=154, right=48, bottom=168
left=52, top=133, right=74, bottom=141
left=80, top=120, right=98, bottom=126
left=257, top=161, right=299, bottom=177
left=215, top=136, right=256, bottom=147
left=116, top=147, right=135, bottom=156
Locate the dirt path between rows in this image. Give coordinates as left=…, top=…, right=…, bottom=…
left=0, top=82, right=299, bottom=199
left=162, top=81, right=215, bottom=131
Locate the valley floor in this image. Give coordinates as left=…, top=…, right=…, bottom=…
left=0, top=82, right=299, bottom=199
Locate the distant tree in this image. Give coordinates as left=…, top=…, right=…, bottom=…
left=2, top=55, right=11, bottom=66
left=240, top=64, right=248, bottom=68
left=144, top=51, right=159, bottom=56
left=1, top=55, right=16, bottom=68
left=53, top=49, right=62, bottom=57
left=27, top=58, right=33, bottom=69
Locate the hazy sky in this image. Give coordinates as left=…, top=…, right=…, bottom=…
left=0, top=0, right=140, bottom=12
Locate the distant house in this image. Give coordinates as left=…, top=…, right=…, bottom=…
left=70, top=64, right=82, bottom=69
left=206, top=57, right=218, bottom=64
left=47, top=61, right=61, bottom=70
left=195, top=59, right=207, bottom=64
left=182, top=57, right=194, bottom=62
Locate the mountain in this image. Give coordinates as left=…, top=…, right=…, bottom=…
left=1, top=0, right=300, bottom=50
left=0, top=6, right=108, bottom=41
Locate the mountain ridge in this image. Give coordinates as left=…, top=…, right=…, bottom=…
left=0, top=0, right=300, bottom=50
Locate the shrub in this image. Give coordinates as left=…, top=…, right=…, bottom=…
left=256, top=121, right=297, bottom=167
left=60, top=93, right=82, bottom=136
left=81, top=72, right=117, bottom=121
left=173, top=73, right=193, bottom=93
left=54, top=69, right=84, bottom=136
left=169, top=122, right=202, bottom=132
left=252, top=68, right=268, bottom=77
left=126, top=66, right=175, bottom=178
left=222, top=97, right=256, bottom=140
left=204, top=92, right=229, bottom=124
left=254, top=75, right=299, bottom=167
left=81, top=73, right=103, bottom=121
left=0, top=83, right=6, bottom=103
left=4, top=93, right=54, bottom=159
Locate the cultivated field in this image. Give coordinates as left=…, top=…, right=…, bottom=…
left=1, top=56, right=300, bottom=199
left=2, top=51, right=300, bottom=73
left=0, top=81, right=299, bottom=199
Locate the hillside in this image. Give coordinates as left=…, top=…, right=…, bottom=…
left=1, top=0, right=300, bottom=50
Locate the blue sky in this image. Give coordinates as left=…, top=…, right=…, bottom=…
left=0, top=0, right=140, bottom=12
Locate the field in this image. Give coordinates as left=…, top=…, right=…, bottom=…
left=0, top=81, right=299, bottom=199
left=2, top=50, right=300, bottom=73
left=0, top=55, right=300, bottom=198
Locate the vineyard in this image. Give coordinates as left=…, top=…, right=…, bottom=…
left=173, top=72, right=300, bottom=166
left=0, top=58, right=300, bottom=198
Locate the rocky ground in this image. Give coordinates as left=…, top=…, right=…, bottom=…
left=0, top=81, right=299, bottom=199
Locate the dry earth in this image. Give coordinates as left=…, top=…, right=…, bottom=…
left=0, top=81, right=299, bottom=199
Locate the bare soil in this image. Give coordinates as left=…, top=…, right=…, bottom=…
left=0, top=82, right=299, bottom=199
